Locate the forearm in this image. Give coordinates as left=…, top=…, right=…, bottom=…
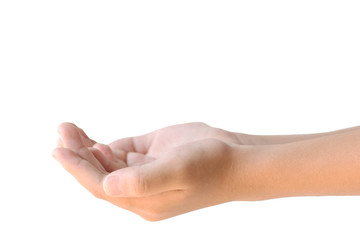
left=232, top=128, right=360, bottom=201
left=234, top=125, right=360, bottom=145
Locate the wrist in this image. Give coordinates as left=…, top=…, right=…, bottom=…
left=228, top=143, right=285, bottom=201
left=232, top=131, right=268, bottom=145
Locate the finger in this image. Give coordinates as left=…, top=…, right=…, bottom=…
left=108, top=133, right=152, bottom=155
left=112, top=149, right=127, bottom=162
left=89, top=147, right=127, bottom=172
left=127, top=152, right=156, bottom=166
left=68, top=123, right=97, bottom=146
left=62, top=123, right=96, bottom=147
left=52, top=147, right=106, bottom=199
left=57, top=122, right=106, bottom=173
left=58, top=122, right=87, bottom=151
left=77, top=126, right=97, bottom=147
left=93, top=143, right=128, bottom=169
left=103, top=159, right=182, bottom=197
left=81, top=135, right=96, bottom=147
left=93, top=143, right=115, bottom=162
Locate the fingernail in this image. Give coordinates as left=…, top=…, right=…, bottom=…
left=104, top=175, right=122, bottom=196
left=51, top=149, right=58, bottom=159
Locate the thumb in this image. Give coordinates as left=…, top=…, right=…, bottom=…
left=103, top=159, right=180, bottom=197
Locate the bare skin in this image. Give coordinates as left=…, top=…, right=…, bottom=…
left=52, top=122, right=360, bottom=221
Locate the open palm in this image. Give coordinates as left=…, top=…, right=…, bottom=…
left=53, top=122, right=241, bottom=221
left=107, top=122, right=240, bottom=167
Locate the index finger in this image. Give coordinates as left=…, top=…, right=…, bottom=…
left=108, top=133, right=152, bottom=155
left=58, top=122, right=88, bottom=151
left=57, top=122, right=107, bottom=173
left=52, top=147, right=106, bottom=199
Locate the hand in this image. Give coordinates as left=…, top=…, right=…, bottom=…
left=52, top=122, right=243, bottom=221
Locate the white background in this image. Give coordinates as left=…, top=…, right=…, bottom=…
left=1, top=0, right=360, bottom=239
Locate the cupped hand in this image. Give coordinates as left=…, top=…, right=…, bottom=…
left=52, top=122, right=242, bottom=221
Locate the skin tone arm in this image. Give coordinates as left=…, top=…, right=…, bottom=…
left=234, top=127, right=360, bottom=200
left=52, top=122, right=360, bottom=221
left=233, top=125, right=360, bottom=145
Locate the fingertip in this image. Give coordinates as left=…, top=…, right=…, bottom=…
left=57, top=122, right=74, bottom=134
left=88, top=147, right=101, bottom=155
left=93, top=143, right=110, bottom=150
left=103, top=174, right=121, bottom=196
left=89, top=147, right=107, bottom=166
left=93, top=142, right=104, bottom=148
left=57, top=122, right=89, bottom=151
left=52, top=147, right=64, bottom=159
left=94, top=143, right=115, bottom=160
left=103, top=176, right=111, bottom=195
left=112, top=149, right=127, bottom=161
